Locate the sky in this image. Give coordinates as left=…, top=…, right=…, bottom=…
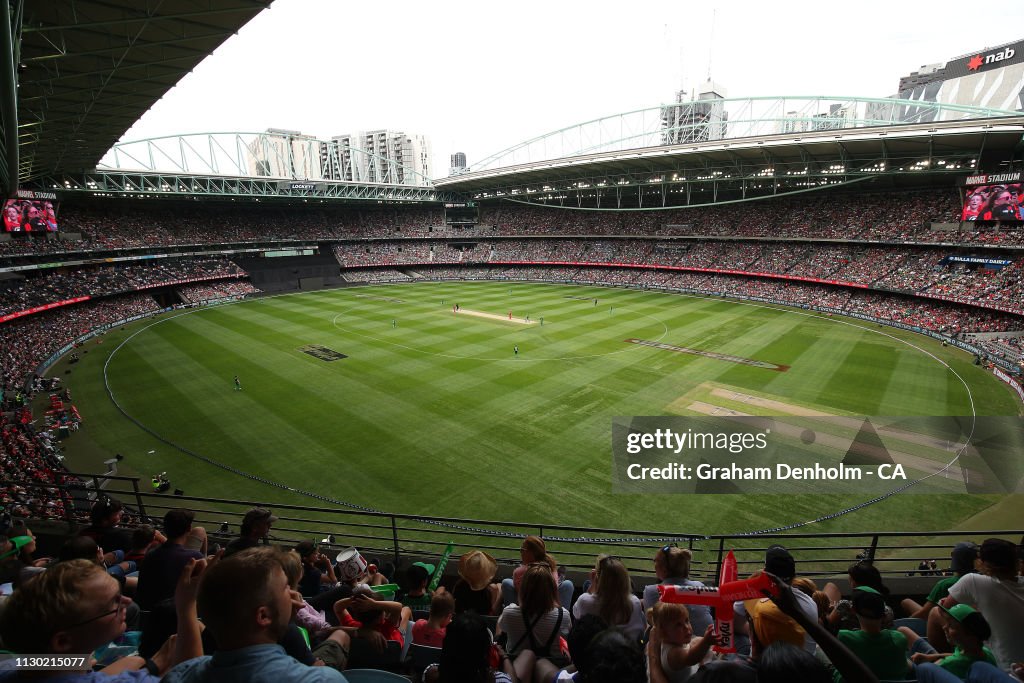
left=114, top=0, right=1024, bottom=178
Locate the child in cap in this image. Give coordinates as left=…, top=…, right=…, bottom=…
left=906, top=604, right=997, bottom=679
left=401, top=561, right=440, bottom=611
left=412, top=591, right=455, bottom=648
left=835, top=586, right=912, bottom=682
left=646, top=601, right=717, bottom=683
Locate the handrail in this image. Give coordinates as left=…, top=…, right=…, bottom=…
left=8, top=476, right=1020, bottom=582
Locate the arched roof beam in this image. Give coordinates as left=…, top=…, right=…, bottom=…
left=467, top=96, right=1022, bottom=173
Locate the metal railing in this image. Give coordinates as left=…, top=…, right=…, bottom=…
left=8, top=474, right=1020, bottom=587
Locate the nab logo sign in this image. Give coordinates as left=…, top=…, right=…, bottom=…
left=968, top=47, right=1015, bottom=71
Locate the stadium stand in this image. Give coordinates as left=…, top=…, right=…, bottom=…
left=0, top=190, right=1022, bottom=258
left=0, top=257, right=244, bottom=317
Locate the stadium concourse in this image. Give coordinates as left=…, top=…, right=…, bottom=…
left=1, top=191, right=1024, bottom=682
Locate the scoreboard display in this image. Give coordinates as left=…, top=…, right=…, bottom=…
left=444, top=202, right=478, bottom=226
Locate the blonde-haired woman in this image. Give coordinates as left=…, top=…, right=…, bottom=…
left=641, top=545, right=712, bottom=636
left=571, top=555, right=646, bottom=642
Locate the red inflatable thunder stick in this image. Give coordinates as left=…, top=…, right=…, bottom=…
left=657, top=551, right=778, bottom=654
left=715, top=549, right=738, bottom=653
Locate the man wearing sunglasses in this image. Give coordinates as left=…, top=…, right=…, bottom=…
left=0, top=556, right=205, bottom=680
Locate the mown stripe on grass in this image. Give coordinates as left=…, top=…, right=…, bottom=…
left=817, top=336, right=900, bottom=415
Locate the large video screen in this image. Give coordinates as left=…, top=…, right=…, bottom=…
left=3, top=199, right=58, bottom=232
left=961, top=183, right=1023, bottom=222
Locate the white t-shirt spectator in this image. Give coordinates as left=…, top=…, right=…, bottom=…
left=948, top=573, right=1024, bottom=671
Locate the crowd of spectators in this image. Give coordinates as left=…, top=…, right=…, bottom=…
left=0, top=408, right=76, bottom=521
left=345, top=268, right=415, bottom=283
left=0, top=257, right=245, bottom=318
left=0, top=204, right=448, bottom=254
left=479, top=190, right=1022, bottom=244
left=176, top=280, right=257, bottom=303
left=1, top=519, right=1021, bottom=683
left=970, top=335, right=1024, bottom=370
left=333, top=239, right=1024, bottom=316
left=335, top=241, right=435, bottom=267
left=1, top=293, right=161, bottom=396
left=0, top=190, right=1022, bottom=264
left=919, top=261, right=1024, bottom=311
left=0, top=293, right=166, bottom=522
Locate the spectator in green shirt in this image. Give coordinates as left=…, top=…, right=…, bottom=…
left=906, top=604, right=997, bottom=680
left=834, top=587, right=911, bottom=683
left=901, top=542, right=978, bottom=621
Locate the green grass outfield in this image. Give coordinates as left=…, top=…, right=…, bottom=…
left=58, top=281, right=1023, bottom=537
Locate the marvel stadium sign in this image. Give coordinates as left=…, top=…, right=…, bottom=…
left=14, top=189, right=57, bottom=200
left=965, top=172, right=1021, bottom=185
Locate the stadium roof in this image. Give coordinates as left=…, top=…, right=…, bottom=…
left=434, top=116, right=1024, bottom=207
left=10, top=0, right=270, bottom=190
